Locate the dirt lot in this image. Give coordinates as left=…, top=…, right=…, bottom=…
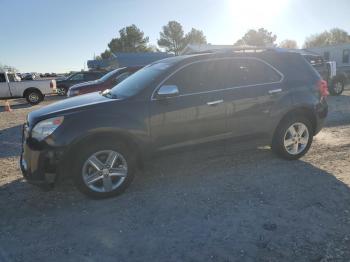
left=0, top=92, right=350, bottom=262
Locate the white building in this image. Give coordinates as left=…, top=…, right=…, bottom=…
left=306, top=43, right=350, bottom=70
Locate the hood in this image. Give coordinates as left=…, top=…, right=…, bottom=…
left=70, top=80, right=100, bottom=89
left=28, top=92, right=117, bottom=126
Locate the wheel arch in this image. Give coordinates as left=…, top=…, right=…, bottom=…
left=23, top=87, right=43, bottom=98
left=273, top=107, right=317, bottom=138
left=60, top=130, right=145, bottom=177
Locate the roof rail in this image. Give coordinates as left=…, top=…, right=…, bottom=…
left=187, top=46, right=281, bottom=55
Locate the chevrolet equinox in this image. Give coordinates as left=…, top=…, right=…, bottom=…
left=20, top=49, right=329, bottom=198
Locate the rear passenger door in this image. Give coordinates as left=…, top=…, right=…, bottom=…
left=225, top=58, right=284, bottom=136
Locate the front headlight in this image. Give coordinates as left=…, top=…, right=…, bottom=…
left=31, top=116, right=64, bottom=140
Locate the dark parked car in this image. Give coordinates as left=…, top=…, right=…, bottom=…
left=21, top=49, right=328, bottom=198
left=67, top=66, right=142, bottom=97
left=21, top=73, right=37, bottom=80
left=56, top=71, right=106, bottom=96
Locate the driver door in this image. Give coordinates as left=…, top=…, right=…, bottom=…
left=150, top=59, right=230, bottom=150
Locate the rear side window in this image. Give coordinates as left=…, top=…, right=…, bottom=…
left=0, top=74, right=6, bottom=82
left=245, top=59, right=281, bottom=85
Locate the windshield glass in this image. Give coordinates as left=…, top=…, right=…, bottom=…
left=98, top=68, right=122, bottom=82
left=110, top=62, right=173, bottom=98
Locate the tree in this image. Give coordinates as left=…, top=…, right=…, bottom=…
left=234, top=28, right=277, bottom=47
left=0, top=63, right=17, bottom=72
left=107, top=24, right=151, bottom=53
left=279, top=39, right=298, bottom=49
left=158, top=21, right=185, bottom=55
left=100, top=49, right=113, bottom=59
left=184, top=28, right=207, bottom=45
left=304, top=28, right=350, bottom=48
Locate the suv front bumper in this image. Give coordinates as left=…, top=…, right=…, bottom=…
left=20, top=125, right=62, bottom=187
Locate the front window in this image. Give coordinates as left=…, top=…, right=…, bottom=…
left=110, top=62, right=172, bottom=98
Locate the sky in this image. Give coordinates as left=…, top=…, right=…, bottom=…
left=0, top=0, right=349, bottom=73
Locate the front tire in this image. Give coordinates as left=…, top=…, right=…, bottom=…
left=73, top=140, right=136, bottom=199
left=25, top=90, right=43, bottom=105
left=272, top=116, right=313, bottom=160
left=57, top=87, right=67, bottom=96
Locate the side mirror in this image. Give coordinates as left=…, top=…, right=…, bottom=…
left=156, top=85, right=179, bottom=99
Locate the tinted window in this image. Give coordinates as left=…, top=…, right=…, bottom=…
left=115, top=72, right=130, bottom=84
left=70, top=73, right=84, bottom=81
left=0, top=73, right=6, bottom=83
left=7, top=73, right=16, bottom=82
left=111, top=62, right=172, bottom=98
left=164, top=60, right=232, bottom=94
left=85, top=73, right=100, bottom=81
left=164, top=58, right=281, bottom=95
left=99, top=68, right=121, bottom=82
left=343, top=49, right=350, bottom=63
left=242, top=59, right=282, bottom=85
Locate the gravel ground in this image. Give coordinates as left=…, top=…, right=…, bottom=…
left=0, top=91, right=350, bottom=262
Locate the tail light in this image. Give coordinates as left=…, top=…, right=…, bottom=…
left=50, top=81, right=53, bottom=88
left=317, top=79, right=329, bottom=98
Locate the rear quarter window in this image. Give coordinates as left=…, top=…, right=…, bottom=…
left=262, top=53, right=320, bottom=84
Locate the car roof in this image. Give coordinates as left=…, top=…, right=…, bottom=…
left=152, top=49, right=299, bottom=69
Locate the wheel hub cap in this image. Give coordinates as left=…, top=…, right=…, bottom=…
left=283, top=122, right=309, bottom=155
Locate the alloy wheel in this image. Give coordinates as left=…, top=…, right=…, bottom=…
left=283, top=122, right=309, bottom=155
left=82, top=150, right=128, bottom=193
left=28, top=93, right=39, bottom=103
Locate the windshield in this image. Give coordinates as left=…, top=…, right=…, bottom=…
left=110, top=62, right=173, bottom=98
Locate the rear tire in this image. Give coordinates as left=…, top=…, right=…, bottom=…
left=72, top=140, right=136, bottom=199
left=25, top=89, right=43, bottom=105
left=329, top=80, right=344, bottom=96
left=271, top=116, right=313, bottom=160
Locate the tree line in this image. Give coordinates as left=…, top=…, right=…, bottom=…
left=95, top=21, right=350, bottom=59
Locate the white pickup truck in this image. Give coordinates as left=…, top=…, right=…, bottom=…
left=0, top=71, right=56, bottom=105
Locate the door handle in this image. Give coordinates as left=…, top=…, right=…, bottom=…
left=268, top=89, right=282, bottom=94
left=207, top=99, right=224, bottom=106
